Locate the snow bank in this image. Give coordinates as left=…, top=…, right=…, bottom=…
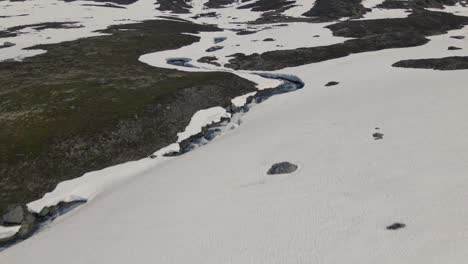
left=0, top=226, right=20, bottom=240
left=177, top=107, right=231, bottom=142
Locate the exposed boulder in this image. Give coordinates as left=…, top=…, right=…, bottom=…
left=2, top=205, right=26, bottom=225
left=267, top=162, right=298, bottom=175
left=303, top=0, right=369, bottom=21
left=325, top=81, right=339, bottom=86
left=206, top=45, right=224, bottom=52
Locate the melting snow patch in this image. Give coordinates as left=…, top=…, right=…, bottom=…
left=267, top=162, right=298, bottom=175
left=177, top=107, right=231, bottom=142
left=0, top=226, right=20, bottom=240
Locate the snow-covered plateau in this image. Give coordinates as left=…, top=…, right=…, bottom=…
left=2, top=0, right=468, bottom=262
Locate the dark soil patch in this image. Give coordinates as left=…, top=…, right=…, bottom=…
left=204, top=0, right=236, bottom=8
left=157, top=0, right=192, bottom=13
left=0, top=20, right=257, bottom=214
left=377, top=0, right=465, bottom=9
left=267, top=162, right=298, bottom=175
left=386, top=222, right=406, bottom=230
left=393, top=56, right=468, bottom=70
left=197, top=56, right=221, bottom=66
left=303, top=0, right=369, bottom=21
left=238, top=0, right=295, bottom=12
left=325, top=81, right=339, bottom=86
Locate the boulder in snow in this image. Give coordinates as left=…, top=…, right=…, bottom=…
left=267, top=162, right=298, bottom=175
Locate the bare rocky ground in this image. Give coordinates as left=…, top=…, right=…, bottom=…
left=0, top=19, right=256, bottom=214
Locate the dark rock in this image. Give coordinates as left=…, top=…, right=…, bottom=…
left=206, top=45, right=224, bottom=52
left=386, top=222, right=406, bottom=230
left=2, top=42, right=15, bottom=48
left=192, top=12, right=218, bottom=19
left=2, top=205, right=26, bottom=225
left=197, top=56, right=221, bottom=66
left=166, top=57, right=195, bottom=67
left=263, top=38, right=275, bottom=42
left=448, top=46, right=462, bottom=50
left=325, top=81, right=339, bottom=87
left=450, top=35, right=465, bottom=39
left=373, top=132, right=384, bottom=140
left=214, top=37, right=227, bottom=44
left=267, top=162, right=298, bottom=175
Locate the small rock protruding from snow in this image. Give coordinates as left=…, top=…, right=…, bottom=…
left=373, top=132, right=384, bottom=140
left=325, top=81, right=339, bottom=87
left=1, top=42, right=15, bottom=48
left=1, top=206, right=26, bottom=225
left=213, top=37, right=227, bottom=44
left=450, top=35, right=465, bottom=40
left=267, top=162, right=298, bottom=175
left=386, top=222, right=406, bottom=230
left=263, top=38, right=275, bottom=42
left=206, top=46, right=224, bottom=52
left=448, top=46, right=462, bottom=50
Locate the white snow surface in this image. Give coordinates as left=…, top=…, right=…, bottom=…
left=2, top=0, right=468, bottom=262
left=0, top=226, right=20, bottom=240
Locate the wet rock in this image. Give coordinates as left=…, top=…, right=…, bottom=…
left=197, top=56, right=221, bottom=66
left=267, top=162, right=298, bottom=175
left=303, top=0, right=369, bottom=21
left=192, top=12, right=218, bottom=19
left=325, top=81, right=339, bottom=87
left=15, top=213, right=38, bottom=239
left=386, top=222, right=406, bottom=230
left=214, top=37, right=227, bottom=44
left=204, top=0, right=236, bottom=8
left=166, top=57, right=195, bottom=67
left=2, top=205, right=26, bottom=225
left=373, top=132, right=384, bottom=140
left=448, top=46, right=462, bottom=50
left=393, top=56, right=468, bottom=70
left=206, top=45, right=224, bottom=52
